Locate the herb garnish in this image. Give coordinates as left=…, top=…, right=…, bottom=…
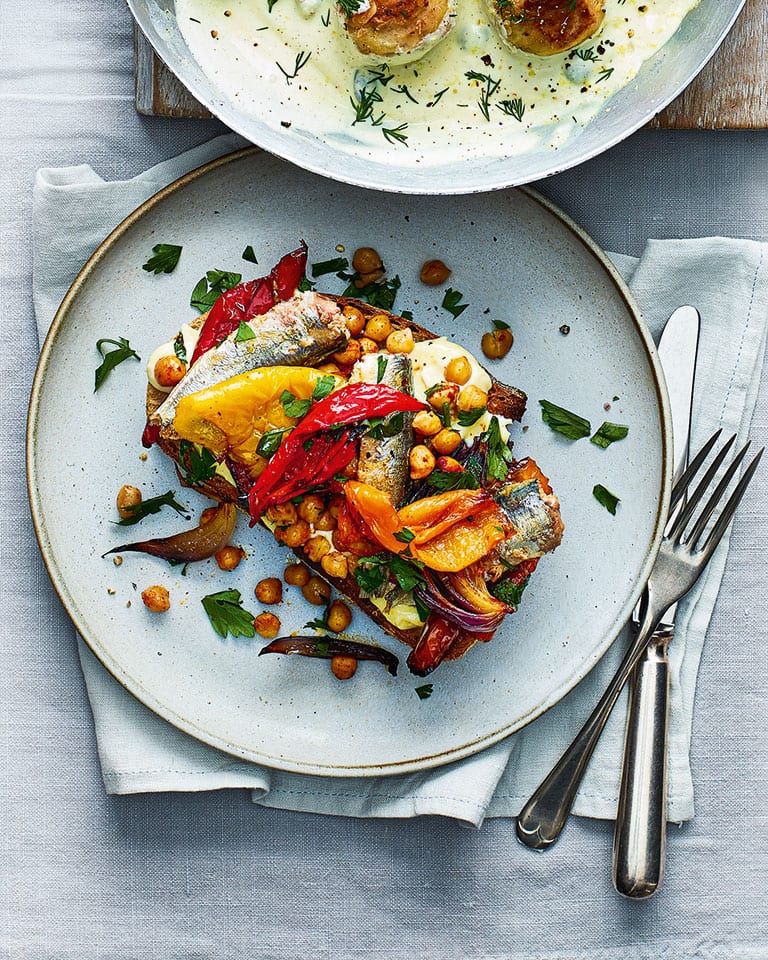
left=465, top=70, right=500, bottom=121
left=591, top=421, right=629, bottom=449
left=242, top=245, right=258, bottom=264
left=539, top=399, right=592, bottom=440
left=276, top=50, right=311, bottom=84
left=354, top=553, right=426, bottom=595
left=202, top=589, right=256, bottom=639
left=256, top=428, right=291, bottom=459
left=415, top=684, right=433, bottom=700
left=458, top=406, right=486, bottom=427
left=311, top=256, right=349, bottom=277
left=115, top=490, right=190, bottom=526
left=382, top=123, right=409, bottom=146
left=340, top=272, right=401, bottom=311
left=142, top=243, right=182, bottom=275
left=178, top=441, right=218, bottom=485
left=190, top=269, right=242, bottom=312
left=485, top=416, right=514, bottom=482
left=337, top=0, right=362, bottom=14
left=442, top=288, right=468, bottom=318
left=280, top=390, right=312, bottom=419
left=312, top=375, right=337, bottom=401
left=234, top=321, right=257, bottom=342
left=376, top=355, right=388, bottom=384
left=304, top=603, right=331, bottom=631
left=593, top=484, right=620, bottom=514
left=173, top=332, right=187, bottom=364
left=94, top=337, right=140, bottom=391
left=427, top=469, right=481, bottom=492
left=393, top=528, right=415, bottom=544
left=489, top=574, right=530, bottom=608
left=498, top=98, right=525, bottom=121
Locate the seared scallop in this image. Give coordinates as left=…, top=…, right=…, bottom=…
left=488, top=0, right=605, bottom=57
left=341, top=0, right=456, bottom=62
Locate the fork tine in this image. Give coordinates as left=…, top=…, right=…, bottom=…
left=669, top=434, right=736, bottom=541
left=686, top=441, right=751, bottom=547
left=669, top=429, right=722, bottom=514
left=700, top=448, right=764, bottom=556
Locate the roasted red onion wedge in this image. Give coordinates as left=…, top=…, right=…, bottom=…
left=103, top=503, right=237, bottom=563
left=259, top=636, right=399, bottom=676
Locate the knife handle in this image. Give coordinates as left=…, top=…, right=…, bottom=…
left=612, top=630, right=672, bottom=899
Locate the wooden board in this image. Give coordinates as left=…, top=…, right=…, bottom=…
left=135, top=0, right=767, bottom=128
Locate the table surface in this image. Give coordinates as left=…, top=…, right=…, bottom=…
left=3, top=2, right=768, bottom=958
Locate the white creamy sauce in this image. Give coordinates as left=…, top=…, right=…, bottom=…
left=176, top=0, right=700, bottom=165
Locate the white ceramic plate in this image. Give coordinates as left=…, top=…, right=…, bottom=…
left=127, top=0, right=744, bottom=193
left=28, top=149, right=670, bottom=776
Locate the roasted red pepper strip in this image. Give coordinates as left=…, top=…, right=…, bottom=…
left=189, top=243, right=308, bottom=365
left=248, top=383, right=426, bottom=520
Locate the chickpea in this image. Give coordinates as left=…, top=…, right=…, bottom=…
left=298, top=494, right=325, bottom=525
left=116, top=484, right=142, bottom=520
left=280, top=519, right=311, bottom=548
left=153, top=354, right=187, bottom=388
left=328, top=496, right=344, bottom=519
left=457, top=384, right=489, bottom=413
left=141, top=584, right=170, bottom=613
left=435, top=455, right=463, bottom=473
left=364, top=313, right=393, bottom=343
left=431, top=428, right=462, bottom=455
left=410, top=444, right=436, bottom=480
left=358, top=337, right=379, bottom=356
left=332, top=339, right=362, bottom=366
left=385, top=328, right=415, bottom=354
left=215, top=545, right=245, bottom=571
left=412, top=410, right=442, bottom=437
left=419, top=259, right=451, bottom=286
left=302, top=575, right=331, bottom=606
left=444, top=355, right=472, bottom=385
left=427, top=382, right=459, bottom=416
left=326, top=599, right=352, bottom=632
left=255, top=577, right=282, bottom=604
left=331, top=655, right=358, bottom=680
left=284, top=562, right=310, bottom=587
left=313, top=509, right=337, bottom=532
left=352, top=246, right=383, bottom=275
left=481, top=327, right=514, bottom=360
left=342, top=305, right=366, bottom=337
left=254, top=612, right=281, bottom=639
left=304, top=534, right=331, bottom=563
left=321, top=552, right=349, bottom=580
left=266, top=502, right=297, bottom=528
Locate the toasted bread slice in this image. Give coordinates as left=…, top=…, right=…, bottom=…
left=146, top=296, right=527, bottom=661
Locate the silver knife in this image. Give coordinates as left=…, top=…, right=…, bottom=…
left=612, top=304, right=701, bottom=898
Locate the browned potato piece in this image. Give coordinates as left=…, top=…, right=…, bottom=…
left=491, top=0, right=605, bottom=57
left=345, top=0, right=454, bottom=60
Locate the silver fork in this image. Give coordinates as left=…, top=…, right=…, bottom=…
left=516, top=430, right=763, bottom=850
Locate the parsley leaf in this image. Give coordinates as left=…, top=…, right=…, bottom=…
left=415, top=684, right=433, bottom=700
left=393, top=527, right=415, bottom=544
left=234, top=321, right=257, bottom=342
left=304, top=603, right=331, bottom=630
left=242, top=245, right=258, bottom=264
left=376, top=355, right=388, bottom=383
left=256, top=428, right=290, bottom=459
left=94, top=337, right=140, bottom=391
left=190, top=269, right=242, bottom=313
left=427, top=469, right=481, bottom=491
left=312, top=375, right=336, bottom=401
left=591, top=421, right=629, bottom=449
left=492, top=318, right=510, bottom=331
left=115, top=490, right=190, bottom=526
left=280, top=389, right=312, bottom=419
left=593, top=484, right=620, bottom=515
left=201, top=589, right=256, bottom=639
left=485, top=416, right=514, bottom=482
left=458, top=406, right=486, bottom=427
left=340, top=272, right=401, bottom=311
left=354, top=553, right=426, bottom=594
left=489, top=575, right=530, bottom=608
left=173, top=332, right=187, bottom=364
left=142, top=243, right=182, bottom=275
left=178, top=441, right=218, bottom=485
left=311, top=256, right=349, bottom=277
left=539, top=399, right=592, bottom=440
left=442, top=288, right=468, bottom=318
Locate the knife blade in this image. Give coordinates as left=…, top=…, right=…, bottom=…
left=612, top=304, right=700, bottom=898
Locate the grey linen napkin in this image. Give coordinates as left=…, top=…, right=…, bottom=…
left=32, top=135, right=768, bottom=825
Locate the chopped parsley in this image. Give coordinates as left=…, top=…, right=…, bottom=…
left=489, top=575, right=530, bottom=608
left=458, top=406, right=486, bottom=427
left=142, top=243, right=182, bottom=275
left=442, top=288, right=469, bottom=318
left=591, top=421, right=629, bottom=449
left=415, top=684, right=433, bottom=700
left=234, top=321, right=257, bottom=342
left=311, top=256, right=349, bottom=277
left=178, top=441, right=218, bottom=485
left=242, top=245, right=258, bottom=264
left=115, top=490, right=190, bottom=526
left=312, top=375, right=337, bottom=401
left=354, top=553, right=426, bottom=595
left=190, top=269, right=242, bottom=313
left=173, top=332, right=187, bottom=364
left=539, top=399, right=592, bottom=440
left=94, top=337, right=140, bottom=391
left=485, top=416, right=514, bottom=482
left=202, top=589, right=256, bottom=639
left=280, top=389, right=312, bottom=419
left=593, top=484, right=620, bottom=515
left=427, top=469, right=481, bottom=492
left=256, top=428, right=290, bottom=459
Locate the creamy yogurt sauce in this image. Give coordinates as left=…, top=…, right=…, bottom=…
left=176, top=0, right=700, bottom=165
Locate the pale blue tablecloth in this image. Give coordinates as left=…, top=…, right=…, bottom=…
left=2, top=2, right=767, bottom=958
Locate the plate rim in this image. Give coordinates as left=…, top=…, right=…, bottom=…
left=125, top=0, right=746, bottom=195
left=26, top=147, right=672, bottom=777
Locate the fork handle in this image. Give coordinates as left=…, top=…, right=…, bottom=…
left=612, top=633, right=671, bottom=898
left=516, top=601, right=661, bottom=849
